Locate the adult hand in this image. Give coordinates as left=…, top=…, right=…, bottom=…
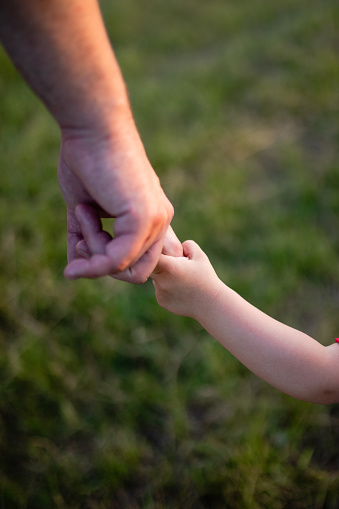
left=74, top=202, right=184, bottom=283
left=0, top=0, right=180, bottom=282
left=58, top=124, right=175, bottom=283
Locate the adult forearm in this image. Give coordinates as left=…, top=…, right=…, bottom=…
left=198, top=283, right=339, bottom=404
left=0, top=0, right=131, bottom=130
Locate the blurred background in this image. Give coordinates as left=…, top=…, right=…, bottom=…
left=0, top=0, right=339, bottom=507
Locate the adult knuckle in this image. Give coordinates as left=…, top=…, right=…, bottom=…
left=114, top=261, right=129, bottom=274
left=151, top=207, right=170, bottom=232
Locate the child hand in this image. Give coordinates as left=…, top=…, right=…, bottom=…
left=151, top=240, right=221, bottom=319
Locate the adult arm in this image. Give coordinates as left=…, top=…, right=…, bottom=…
left=0, top=0, right=174, bottom=282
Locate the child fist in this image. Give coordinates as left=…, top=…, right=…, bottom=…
left=151, top=240, right=221, bottom=319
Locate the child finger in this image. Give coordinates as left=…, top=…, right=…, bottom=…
left=151, top=254, right=175, bottom=278
left=182, top=240, right=201, bottom=259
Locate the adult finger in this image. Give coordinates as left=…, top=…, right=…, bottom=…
left=74, top=220, right=164, bottom=282
left=66, top=207, right=84, bottom=262
left=76, top=239, right=91, bottom=259
left=162, top=226, right=183, bottom=257
left=64, top=231, right=158, bottom=280
left=75, top=203, right=112, bottom=255
left=111, top=237, right=164, bottom=284
left=74, top=221, right=178, bottom=284
left=64, top=204, right=114, bottom=279
left=65, top=205, right=169, bottom=279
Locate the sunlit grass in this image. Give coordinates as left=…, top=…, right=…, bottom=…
left=0, top=0, right=339, bottom=507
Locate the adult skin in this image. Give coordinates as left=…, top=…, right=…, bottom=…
left=0, top=0, right=180, bottom=282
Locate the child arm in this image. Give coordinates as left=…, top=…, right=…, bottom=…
left=152, top=240, right=339, bottom=404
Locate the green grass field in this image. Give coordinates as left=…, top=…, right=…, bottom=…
left=1, top=0, right=339, bottom=507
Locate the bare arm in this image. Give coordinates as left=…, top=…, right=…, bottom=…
left=201, top=283, right=339, bottom=404
left=0, top=0, right=129, bottom=129
left=152, top=241, right=339, bottom=404
left=0, top=0, right=175, bottom=282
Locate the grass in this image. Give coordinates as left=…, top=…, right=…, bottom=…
left=0, top=0, right=339, bottom=507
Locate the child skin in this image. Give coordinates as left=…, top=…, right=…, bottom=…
left=69, top=208, right=339, bottom=405
left=151, top=239, right=339, bottom=405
